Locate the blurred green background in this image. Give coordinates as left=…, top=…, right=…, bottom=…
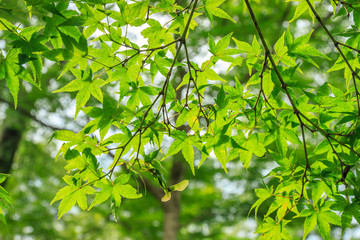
left=0, top=0, right=359, bottom=239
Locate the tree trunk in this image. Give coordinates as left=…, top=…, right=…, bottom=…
left=163, top=196, right=180, bottom=240
left=161, top=77, right=188, bottom=239
left=0, top=127, right=22, bottom=174
left=162, top=159, right=185, bottom=240
left=0, top=108, right=26, bottom=177
left=161, top=7, right=190, bottom=236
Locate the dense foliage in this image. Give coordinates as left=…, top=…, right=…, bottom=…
left=1, top=0, right=360, bottom=239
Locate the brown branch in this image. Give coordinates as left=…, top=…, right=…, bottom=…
left=305, top=0, right=360, bottom=116
left=0, top=97, right=66, bottom=131
left=251, top=53, right=272, bottom=126
left=245, top=0, right=311, bottom=173
left=108, top=0, right=199, bottom=178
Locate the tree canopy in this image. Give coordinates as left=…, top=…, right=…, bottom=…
left=1, top=0, right=360, bottom=239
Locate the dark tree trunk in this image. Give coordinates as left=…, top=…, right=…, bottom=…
left=162, top=159, right=185, bottom=240
left=163, top=195, right=181, bottom=240
left=161, top=74, right=188, bottom=239
left=0, top=108, right=26, bottom=177
left=0, top=127, right=22, bottom=174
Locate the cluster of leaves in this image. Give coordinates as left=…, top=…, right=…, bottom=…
left=245, top=0, right=360, bottom=238
left=0, top=0, right=208, bottom=220
left=0, top=174, right=14, bottom=232
left=1, top=0, right=360, bottom=238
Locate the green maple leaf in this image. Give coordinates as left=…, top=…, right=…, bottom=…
left=82, top=96, right=124, bottom=140
left=301, top=201, right=341, bottom=240
left=256, top=217, right=292, bottom=239
left=204, top=0, right=236, bottom=25
left=285, top=29, right=331, bottom=68
left=55, top=186, right=96, bottom=219
left=53, top=67, right=103, bottom=119
left=92, top=179, right=142, bottom=210
left=182, top=137, right=195, bottom=175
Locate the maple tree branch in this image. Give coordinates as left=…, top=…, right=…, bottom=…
left=305, top=0, right=360, bottom=116
left=0, top=97, right=65, bottom=131
left=245, top=0, right=311, bottom=173
left=245, top=0, right=360, bottom=184
left=108, top=0, right=199, bottom=182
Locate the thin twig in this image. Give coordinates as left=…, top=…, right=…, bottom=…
left=305, top=0, right=360, bottom=115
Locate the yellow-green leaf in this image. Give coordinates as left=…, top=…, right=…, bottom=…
left=170, top=180, right=189, bottom=192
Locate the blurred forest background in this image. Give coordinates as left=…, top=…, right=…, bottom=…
left=0, top=0, right=360, bottom=239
